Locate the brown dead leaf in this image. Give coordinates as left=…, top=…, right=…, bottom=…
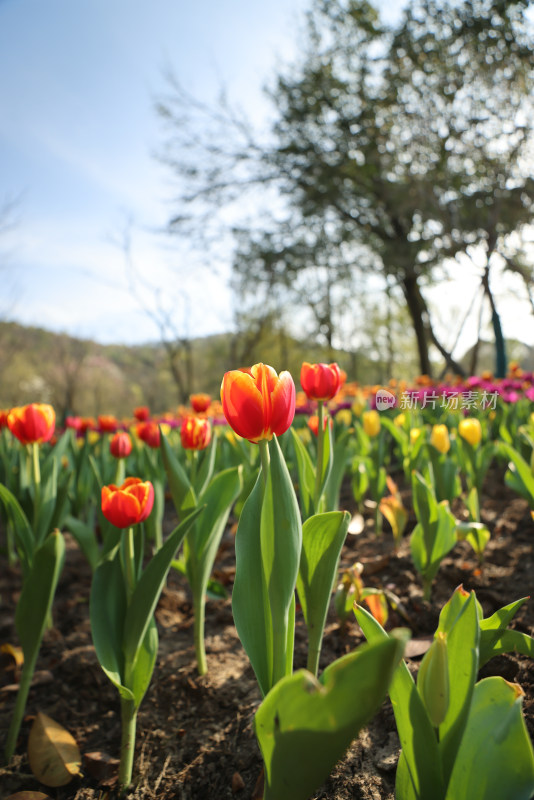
left=84, top=751, right=119, bottom=786
left=404, top=636, right=433, bottom=659
left=231, top=771, right=245, bottom=793
left=1, top=670, right=54, bottom=693
left=28, top=712, right=82, bottom=787
left=5, top=793, right=52, bottom=800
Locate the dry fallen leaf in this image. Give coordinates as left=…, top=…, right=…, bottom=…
left=5, top=793, right=51, bottom=800
left=28, top=712, right=82, bottom=787
left=84, top=751, right=119, bottom=786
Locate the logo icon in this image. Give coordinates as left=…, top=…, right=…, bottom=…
left=375, top=388, right=396, bottom=411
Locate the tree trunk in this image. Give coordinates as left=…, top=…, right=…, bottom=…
left=482, top=265, right=507, bottom=378
left=401, top=275, right=432, bottom=376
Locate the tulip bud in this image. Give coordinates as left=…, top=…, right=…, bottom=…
left=417, top=631, right=449, bottom=728
left=362, top=410, right=381, bottom=438
left=430, top=424, right=450, bottom=455
left=458, top=418, right=482, bottom=448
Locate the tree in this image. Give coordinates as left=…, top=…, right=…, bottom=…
left=157, top=0, right=534, bottom=376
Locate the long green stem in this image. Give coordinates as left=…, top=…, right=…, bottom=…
left=118, top=696, right=138, bottom=791
left=313, top=401, right=325, bottom=511
left=193, top=587, right=207, bottom=676
left=31, top=442, right=41, bottom=532
left=4, top=652, right=40, bottom=762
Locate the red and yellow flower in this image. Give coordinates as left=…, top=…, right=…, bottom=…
left=181, top=416, right=212, bottom=450
left=220, top=362, right=295, bottom=444
left=7, top=403, right=55, bottom=445
left=300, top=362, right=343, bottom=402
left=190, top=393, right=212, bottom=414
left=101, top=477, right=154, bottom=529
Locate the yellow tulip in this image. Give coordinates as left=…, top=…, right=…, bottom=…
left=410, top=427, right=422, bottom=445
left=335, top=409, right=352, bottom=427
left=394, top=413, right=406, bottom=428
left=363, top=410, right=381, bottom=438
left=430, top=424, right=450, bottom=455
left=458, top=418, right=482, bottom=448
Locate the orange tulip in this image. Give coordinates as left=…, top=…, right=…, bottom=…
left=135, top=421, right=161, bottom=449
left=220, top=363, right=295, bottom=444
left=110, top=431, right=133, bottom=459
left=300, top=362, right=343, bottom=401
left=190, top=393, right=212, bottom=413
left=101, top=477, right=154, bottom=529
left=181, top=416, right=212, bottom=450
left=98, top=414, right=119, bottom=433
left=7, top=403, right=55, bottom=445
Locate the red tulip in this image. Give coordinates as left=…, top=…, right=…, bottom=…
left=135, top=421, right=161, bottom=449
left=190, top=393, right=212, bottom=413
left=220, top=362, right=295, bottom=444
left=181, top=416, right=212, bottom=450
left=300, top=362, right=343, bottom=402
left=110, top=431, right=133, bottom=459
left=7, top=403, right=55, bottom=445
left=101, top=477, right=154, bottom=529
left=133, top=406, right=150, bottom=422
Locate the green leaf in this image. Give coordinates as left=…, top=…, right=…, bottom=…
left=445, top=677, right=534, bottom=800
left=260, top=436, right=302, bottom=687
left=290, top=428, right=316, bottom=519
left=90, top=551, right=131, bottom=700
left=232, top=471, right=273, bottom=696
left=436, top=592, right=479, bottom=785
left=255, top=630, right=408, bottom=800
left=480, top=629, right=534, bottom=667
left=194, top=435, right=217, bottom=497
left=122, top=506, right=204, bottom=672
left=185, top=466, right=242, bottom=598
left=323, top=429, right=352, bottom=512
left=500, top=442, right=534, bottom=505
left=160, top=429, right=197, bottom=515
left=15, top=530, right=65, bottom=661
left=127, top=616, right=159, bottom=709
left=296, top=510, right=350, bottom=674
left=0, top=482, right=34, bottom=575
left=64, top=514, right=100, bottom=572
left=354, top=604, right=445, bottom=800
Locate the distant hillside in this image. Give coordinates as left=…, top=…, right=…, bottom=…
left=0, top=320, right=371, bottom=418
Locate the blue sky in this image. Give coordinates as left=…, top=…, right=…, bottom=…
left=1, top=0, right=533, bottom=354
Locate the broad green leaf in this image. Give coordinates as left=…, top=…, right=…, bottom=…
left=437, top=592, right=479, bottom=785
left=479, top=629, right=534, bottom=667
left=261, top=436, right=302, bottom=686
left=195, top=435, right=217, bottom=497
left=354, top=604, right=445, bottom=800
left=15, top=531, right=65, bottom=661
left=445, top=677, right=534, bottom=800
left=232, top=471, right=273, bottom=696
left=0, top=482, right=34, bottom=575
left=296, top=511, right=350, bottom=674
left=90, top=552, right=131, bottom=700
left=160, top=430, right=197, bottom=515
left=185, top=466, right=242, bottom=597
left=412, top=471, right=438, bottom=533
left=64, top=514, right=100, bottom=572
left=123, top=507, right=203, bottom=670
left=500, top=442, right=534, bottom=503
left=127, top=616, right=159, bottom=709
left=34, top=457, right=58, bottom=547
left=255, top=630, right=408, bottom=800
left=290, top=428, right=316, bottom=519
left=324, top=429, right=352, bottom=512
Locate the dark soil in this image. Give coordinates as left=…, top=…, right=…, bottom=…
left=1, top=466, right=533, bottom=800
